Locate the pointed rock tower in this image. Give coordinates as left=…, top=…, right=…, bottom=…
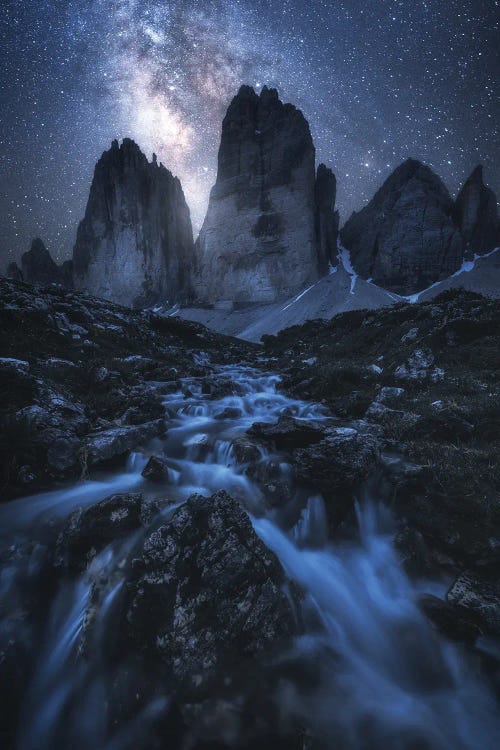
left=195, top=86, right=336, bottom=306
left=340, top=159, right=464, bottom=294
left=14, top=238, right=73, bottom=288
left=315, top=163, right=339, bottom=274
left=453, top=165, right=499, bottom=258
left=73, top=139, right=195, bottom=308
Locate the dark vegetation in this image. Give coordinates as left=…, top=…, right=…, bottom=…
left=0, top=277, right=254, bottom=500
left=264, top=289, right=500, bottom=578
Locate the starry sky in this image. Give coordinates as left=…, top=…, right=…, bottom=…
left=1, top=0, right=499, bottom=264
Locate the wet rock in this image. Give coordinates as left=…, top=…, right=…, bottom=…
left=55, top=492, right=145, bottom=572
left=122, top=491, right=301, bottom=700
left=248, top=415, right=325, bottom=451
left=401, top=327, right=419, bottom=343
left=215, top=406, right=243, bottom=420
left=419, top=594, right=481, bottom=644
left=141, top=455, right=169, bottom=482
left=117, top=388, right=165, bottom=426
left=232, top=436, right=262, bottom=464
left=0, top=357, right=30, bottom=376
left=84, top=420, right=165, bottom=467
left=447, top=572, right=500, bottom=636
left=0, top=357, right=35, bottom=405
left=201, top=378, right=239, bottom=399
left=293, top=432, right=381, bottom=527
left=395, top=525, right=448, bottom=577
left=12, top=402, right=89, bottom=474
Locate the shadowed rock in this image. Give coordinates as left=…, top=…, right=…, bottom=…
left=315, top=163, right=339, bottom=273
left=73, top=139, right=195, bottom=308
left=195, top=86, right=336, bottom=305
left=340, top=159, right=464, bottom=294
left=453, top=165, right=500, bottom=258
left=6, top=261, right=23, bottom=281
left=16, top=238, right=73, bottom=288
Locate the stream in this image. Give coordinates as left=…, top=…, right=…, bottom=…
left=0, top=364, right=498, bottom=749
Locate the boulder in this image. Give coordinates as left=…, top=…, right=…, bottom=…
left=419, top=594, right=481, bottom=644
left=248, top=415, right=326, bottom=450
left=84, top=420, right=166, bottom=466
left=293, top=431, right=381, bottom=527
left=55, top=492, right=145, bottom=571
left=123, top=491, right=299, bottom=687
left=447, top=572, right=500, bottom=636
left=113, top=490, right=302, bottom=745
left=232, top=436, right=262, bottom=464
left=394, top=348, right=444, bottom=381
left=12, top=402, right=89, bottom=474
left=340, top=159, right=464, bottom=294
left=73, top=139, right=195, bottom=308
left=141, top=455, right=169, bottom=482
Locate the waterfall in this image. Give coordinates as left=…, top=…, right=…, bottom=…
left=1, top=365, right=498, bottom=749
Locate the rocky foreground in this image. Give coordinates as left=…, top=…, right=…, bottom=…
left=263, top=289, right=500, bottom=630
left=0, top=279, right=499, bottom=749
left=0, top=277, right=253, bottom=501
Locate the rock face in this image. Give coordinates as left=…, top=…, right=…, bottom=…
left=340, top=159, right=464, bottom=294
left=22, top=238, right=60, bottom=286
left=6, top=238, right=73, bottom=288
left=0, top=276, right=253, bottom=500
left=122, top=491, right=299, bottom=698
left=73, top=138, right=195, bottom=308
left=195, top=86, right=336, bottom=305
left=315, top=163, right=339, bottom=273
left=6, top=262, right=23, bottom=281
left=453, top=165, right=500, bottom=257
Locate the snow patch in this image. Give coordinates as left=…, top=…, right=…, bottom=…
left=338, top=246, right=358, bottom=295
left=281, top=280, right=321, bottom=311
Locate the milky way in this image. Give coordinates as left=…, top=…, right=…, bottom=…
left=1, top=0, right=499, bottom=263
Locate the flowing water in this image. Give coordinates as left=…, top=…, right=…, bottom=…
left=0, top=365, right=498, bottom=749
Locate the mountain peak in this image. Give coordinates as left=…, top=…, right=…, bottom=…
left=72, top=139, right=195, bottom=307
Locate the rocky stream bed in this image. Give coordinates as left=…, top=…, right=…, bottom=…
left=0, top=278, right=499, bottom=749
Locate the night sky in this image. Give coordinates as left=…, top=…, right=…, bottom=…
left=1, top=0, right=499, bottom=265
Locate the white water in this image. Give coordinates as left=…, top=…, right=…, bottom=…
left=1, top=365, right=498, bottom=748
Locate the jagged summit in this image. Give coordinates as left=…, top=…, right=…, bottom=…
left=340, top=159, right=464, bottom=294
left=194, top=85, right=337, bottom=306
left=72, top=138, right=195, bottom=308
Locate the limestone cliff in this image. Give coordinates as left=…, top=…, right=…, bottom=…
left=340, top=159, right=464, bottom=294
left=73, top=139, right=195, bottom=308
left=453, top=165, right=499, bottom=258
left=195, top=86, right=336, bottom=306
